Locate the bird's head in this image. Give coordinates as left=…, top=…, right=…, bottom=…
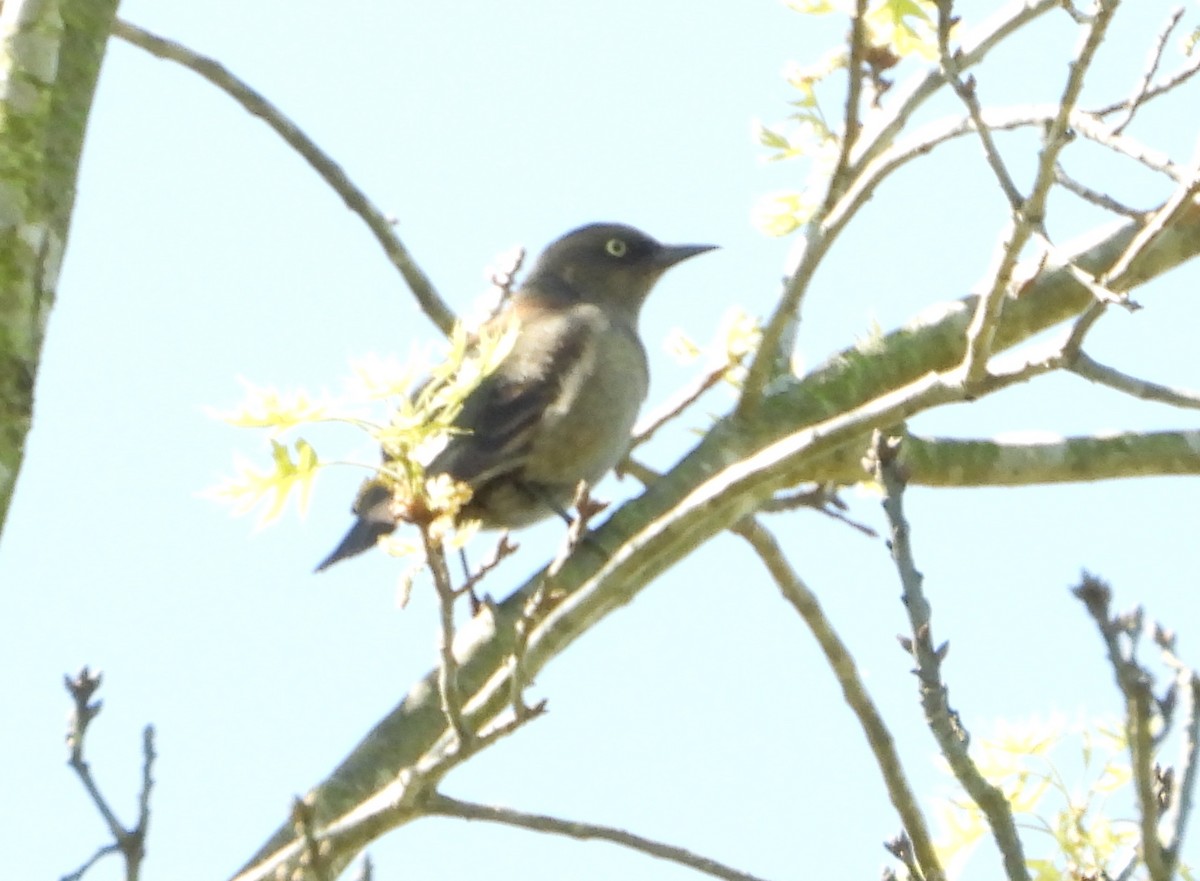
left=524, top=223, right=717, bottom=318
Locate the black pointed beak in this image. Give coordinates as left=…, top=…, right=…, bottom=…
left=655, top=242, right=719, bottom=269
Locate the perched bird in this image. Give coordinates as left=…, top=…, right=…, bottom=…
left=315, top=223, right=717, bottom=571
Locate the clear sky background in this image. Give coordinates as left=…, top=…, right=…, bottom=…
left=3, top=2, right=1200, bottom=880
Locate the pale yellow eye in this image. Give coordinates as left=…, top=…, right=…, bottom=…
left=605, top=238, right=628, bottom=258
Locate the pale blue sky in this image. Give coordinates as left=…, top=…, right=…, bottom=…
left=3, top=2, right=1200, bottom=880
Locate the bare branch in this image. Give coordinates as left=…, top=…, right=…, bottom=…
left=867, top=433, right=1031, bottom=881
left=740, top=0, right=1064, bottom=414
left=62, top=668, right=155, bottom=881
left=459, top=533, right=520, bottom=600
left=851, top=0, right=1064, bottom=176
left=1071, top=575, right=1169, bottom=880
left=1054, top=164, right=1146, bottom=217
left=506, top=596, right=548, bottom=724
left=1095, top=47, right=1200, bottom=119
left=1104, top=135, right=1200, bottom=292
left=934, top=0, right=1023, bottom=210
left=826, top=0, right=870, bottom=206
left=425, top=793, right=772, bottom=881
left=632, top=359, right=743, bottom=448
left=1070, top=351, right=1200, bottom=409
left=1110, top=6, right=1186, bottom=135
left=112, top=19, right=456, bottom=336
left=732, top=516, right=943, bottom=881
left=421, top=527, right=472, bottom=750
left=959, top=1, right=1118, bottom=387
left=759, top=483, right=879, bottom=538
left=1161, top=666, right=1200, bottom=870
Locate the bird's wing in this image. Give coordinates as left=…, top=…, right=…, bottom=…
left=428, top=307, right=593, bottom=486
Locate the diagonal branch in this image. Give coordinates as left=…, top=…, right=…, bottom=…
left=825, top=0, right=870, bottom=207
left=733, top=517, right=943, bottom=881
left=1110, top=6, right=1186, bottom=135
left=231, top=188, right=1200, bottom=881
left=112, top=19, right=456, bottom=336
left=739, top=0, right=1064, bottom=414
left=958, top=0, right=1118, bottom=386
left=425, top=793, right=772, bottom=881
left=1070, top=352, right=1200, bottom=409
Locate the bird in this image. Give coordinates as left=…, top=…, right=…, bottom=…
left=315, top=222, right=717, bottom=572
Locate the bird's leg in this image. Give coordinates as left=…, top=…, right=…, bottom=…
left=458, top=532, right=519, bottom=614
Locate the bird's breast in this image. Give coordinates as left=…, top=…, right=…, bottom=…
left=524, top=313, right=648, bottom=484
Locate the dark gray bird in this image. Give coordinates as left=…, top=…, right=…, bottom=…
left=315, top=223, right=717, bottom=571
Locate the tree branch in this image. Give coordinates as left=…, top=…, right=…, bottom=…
left=62, top=668, right=156, bottom=881
left=868, top=435, right=1030, bottom=881
left=732, top=517, right=943, bottom=881
left=111, top=19, right=456, bottom=336
left=0, top=0, right=120, bottom=537
left=740, top=0, right=1064, bottom=415
left=231, top=163, right=1200, bottom=881
left=425, top=793, right=772, bottom=881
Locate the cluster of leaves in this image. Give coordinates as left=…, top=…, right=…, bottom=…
left=933, top=716, right=1193, bottom=881
left=201, top=319, right=519, bottom=538
left=753, top=0, right=940, bottom=236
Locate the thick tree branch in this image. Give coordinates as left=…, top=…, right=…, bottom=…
left=805, top=429, right=1200, bottom=487
left=0, top=0, right=120, bottom=534
left=232, top=198, right=1200, bottom=881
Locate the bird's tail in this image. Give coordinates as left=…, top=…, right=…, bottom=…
left=314, top=518, right=395, bottom=572
left=314, top=482, right=397, bottom=572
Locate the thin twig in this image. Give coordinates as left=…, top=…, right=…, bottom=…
left=883, top=106, right=1183, bottom=193
left=632, top=357, right=743, bottom=448
left=62, top=668, right=155, bottom=881
left=424, top=792, right=772, bottom=881
left=60, top=846, right=119, bottom=881
left=1071, top=574, right=1169, bottom=881
left=732, top=516, right=944, bottom=881
left=1109, top=6, right=1187, bottom=135
left=112, top=19, right=456, bottom=335
left=292, top=797, right=333, bottom=881
left=460, top=533, right=520, bottom=599
left=1161, top=669, right=1200, bottom=872
left=508, top=583, right=554, bottom=722
left=547, top=482, right=605, bottom=576
left=1054, top=164, right=1146, bottom=217
left=959, top=1, right=1118, bottom=388
left=1103, top=133, right=1200, bottom=292
left=826, top=0, right=870, bottom=206
left=1093, top=46, right=1200, bottom=119
left=421, top=526, right=472, bottom=750
left=758, top=484, right=879, bottom=538
left=934, top=0, right=1023, bottom=210
left=738, top=0, right=1084, bottom=414
left=1070, top=352, right=1200, bottom=410
left=867, top=433, right=1031, bottom=881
